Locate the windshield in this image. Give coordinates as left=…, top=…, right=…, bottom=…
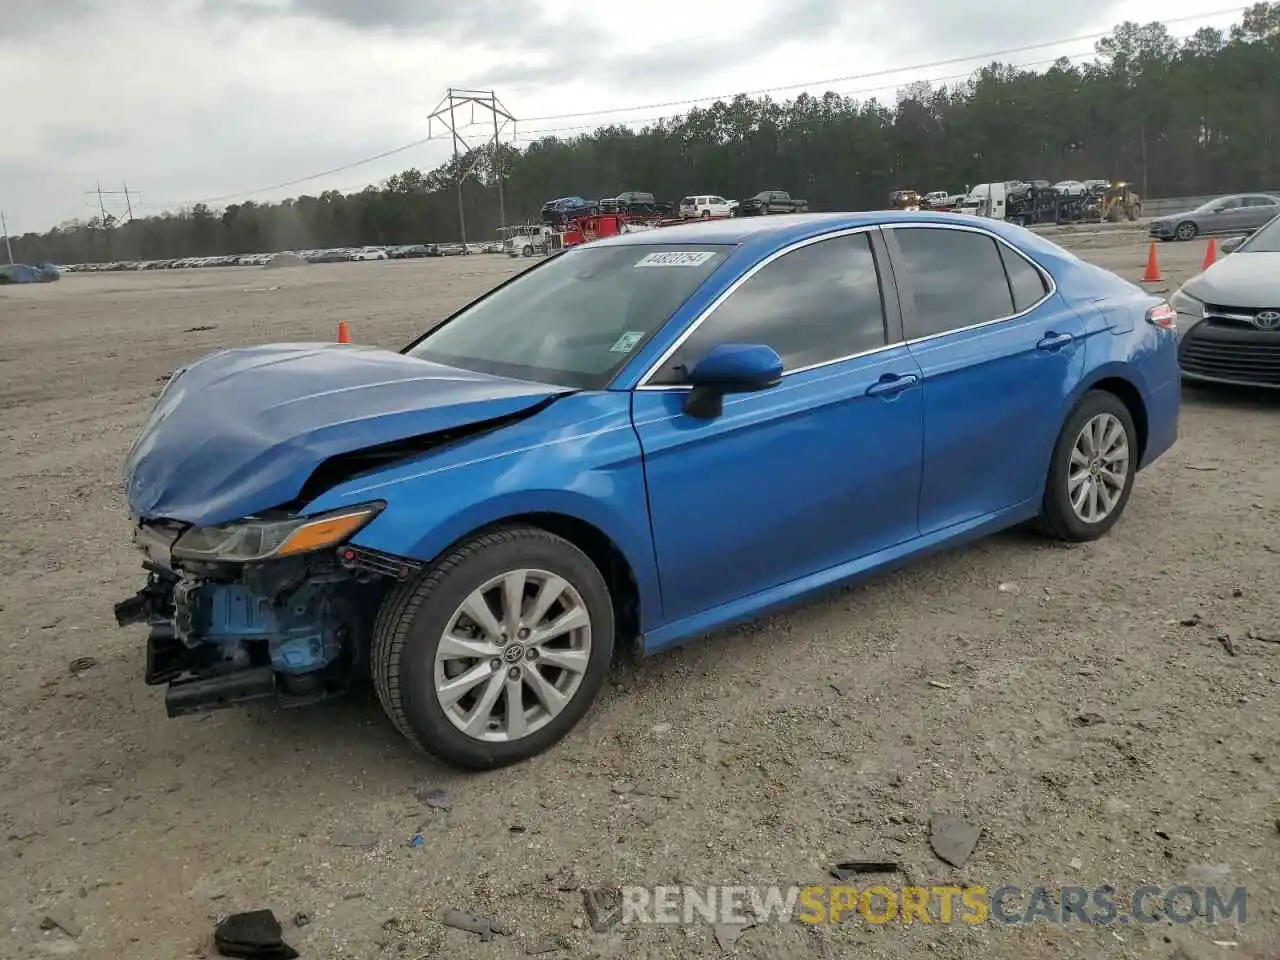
left=407, top=243, right=732, bottom=389
left=1238, top=213, right=1280, bottom=252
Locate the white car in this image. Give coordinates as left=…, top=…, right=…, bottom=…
left=351, top=247, right=389, bottom=261
left=1053, top=180, right=1088, bottom=197
left=679, top=195, right=733, bottom=219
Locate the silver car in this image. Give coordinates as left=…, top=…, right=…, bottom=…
left=1171, top=212, right=1280, bottom=388
left=1149, top=193, right=1280, bottom=242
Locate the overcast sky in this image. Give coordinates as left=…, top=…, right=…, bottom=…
left=0, top=0, right=1246, bottom=234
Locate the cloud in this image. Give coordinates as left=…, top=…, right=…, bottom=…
left=0, top=0, right=1237, bottom=233
left=207, top=0, right=606, bottom=47
left=467, top=0, right=1128, bottom=93
left=0, top=0, right=101, bottom=40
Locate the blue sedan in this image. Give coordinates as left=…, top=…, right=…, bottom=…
left=115, top=212, right=1181, bottom=769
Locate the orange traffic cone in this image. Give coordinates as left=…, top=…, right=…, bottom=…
left=1141, top=242, right=1163, bottom=283
left=337, top=320, right=350, bottom=344
left=1201, top=237, right=1217, bottom=270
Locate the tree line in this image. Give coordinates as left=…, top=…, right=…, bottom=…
left=11, top=3, right=1280, bottom=265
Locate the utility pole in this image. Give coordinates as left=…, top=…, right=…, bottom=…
left=122, top=181, right=135, bottom=222
left=427, top=88, right=516, bottom=243
left=1, top=211, right=13, bottom=264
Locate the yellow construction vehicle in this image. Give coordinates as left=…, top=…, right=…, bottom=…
left=889, top=190, right=922, bottom=211
left=1083, top=182, right=1143, bottom=222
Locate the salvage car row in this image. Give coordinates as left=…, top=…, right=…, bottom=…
left=59, top=241, right=506, bottom=273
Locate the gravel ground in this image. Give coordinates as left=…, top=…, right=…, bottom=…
left=1, top=225, right=1277, bottom=960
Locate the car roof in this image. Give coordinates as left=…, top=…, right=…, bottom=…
left=587, top=210, right=1031, bottom=248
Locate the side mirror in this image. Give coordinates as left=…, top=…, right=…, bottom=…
left=1220, top=235, right=1247, bottom=254
left=682, top=343, right=783, bottom=419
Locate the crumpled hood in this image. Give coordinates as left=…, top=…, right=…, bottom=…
left=124, top=342, right=569, bottom=526
left=1182, top=252, right=1280, bottom=308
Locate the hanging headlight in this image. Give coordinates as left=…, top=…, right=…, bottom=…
left=171, top=503, right=383, bottom=563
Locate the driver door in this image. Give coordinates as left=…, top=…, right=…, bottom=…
left=630, top=229, right=924, bottom=628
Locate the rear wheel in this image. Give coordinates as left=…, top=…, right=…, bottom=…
left=1037, top=390, right=1138, bottom=542
left=371, top=526, right=615, bottom=769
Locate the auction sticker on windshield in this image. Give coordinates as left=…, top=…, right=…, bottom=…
left=634, top=251, right=717, bottom=267
left=610, top=331, right=645, bottom=353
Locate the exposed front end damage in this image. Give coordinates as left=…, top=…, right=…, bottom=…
left=114, top=511, right=420, bottom=717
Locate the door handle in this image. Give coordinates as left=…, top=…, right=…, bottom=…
left=865, top=373, right=919, bottom=397
left=1037, top=332, right=1074, bottom=351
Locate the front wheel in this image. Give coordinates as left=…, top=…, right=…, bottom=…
left=1037, top=390, right=1138, bottom=542
left=1174, top=220, right=1198, bottom=241
left=370, top=526, right=615, bottom=769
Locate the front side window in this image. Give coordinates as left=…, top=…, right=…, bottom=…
left=648, top=232, right=888, bottom=384
left=408, top=244, right=730, bottom=389
left=893, top=228, right=1017, bottom=339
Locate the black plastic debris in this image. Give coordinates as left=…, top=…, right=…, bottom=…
left=213, top=910, right=299, bottom=959
left=929, top=814, right=981, bottom=868
left=1071, top=712, right=1106, bottom=727
left=441, top=909, right=508, bottom=942
left=415, top=787, right=451, bottom=811
left=830, top=860, right=900, bottom=880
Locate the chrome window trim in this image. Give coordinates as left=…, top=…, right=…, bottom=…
left=881, top=221, right=1058, bottom=346
left=634, top=220, right=1058, bottom=392
left=636, top=225, right=887, bottom=391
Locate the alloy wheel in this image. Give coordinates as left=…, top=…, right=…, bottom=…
left=434, top=568, right=592, bottom=743
left=1068, top=412, right=1130, bottom=524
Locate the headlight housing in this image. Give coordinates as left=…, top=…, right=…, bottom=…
left=171, top=503, right=383, bottom=563
left=1169, top=288, right=1205, bottom=336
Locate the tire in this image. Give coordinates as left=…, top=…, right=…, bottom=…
left=370, top=525, right=615, bottom=769
left=1174, top=220, right=1198, bottom=241
left=1037, top=390, right=1138, bottom=543
left=522, top=245, right=533, bottom=257
left=701, top=209, right=711, bottom=218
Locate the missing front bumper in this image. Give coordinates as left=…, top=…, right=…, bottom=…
left=144, top=622, right=276, bottom=716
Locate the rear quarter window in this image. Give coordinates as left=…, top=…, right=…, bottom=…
left=998, top=245, right=1050, bottom=313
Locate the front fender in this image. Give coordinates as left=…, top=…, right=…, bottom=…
left=303, top=392, right=664, bottom=632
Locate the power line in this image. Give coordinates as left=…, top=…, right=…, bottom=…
left=516, top=6, right=1244, bottom=123
left=503, top=49, right=1102, bottom=142
left=127, top=6, right=1244, bottom=211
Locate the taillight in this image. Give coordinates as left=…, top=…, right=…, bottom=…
left=1146, top=302, right=1176, bottom=329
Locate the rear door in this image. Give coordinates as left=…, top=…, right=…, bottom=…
left=882, top=223, right=1086, bottom=535
left=632, top=229, right=924, bottom=624
left=1241, top=195, right=1280, bottom=230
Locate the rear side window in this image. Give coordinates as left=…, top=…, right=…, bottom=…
left=649, top=232, right=887, bottom=383
left=999, top=245, right=1050, bottom=313
left=892, top=228, right=1016, bottom=339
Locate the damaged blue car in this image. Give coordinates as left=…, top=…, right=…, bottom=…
left=116, top=212, right=1180, bottom=769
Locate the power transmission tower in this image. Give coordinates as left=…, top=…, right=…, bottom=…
left=84, top=181, right=138, bottom=226
left=427, top=89, right=516, bottom=244
left=1, top=210, right=13, bottom=264
left=83, top=182, right=138, bottom=259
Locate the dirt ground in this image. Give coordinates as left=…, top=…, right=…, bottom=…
left=1, top=224, right=1277, bottom=960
